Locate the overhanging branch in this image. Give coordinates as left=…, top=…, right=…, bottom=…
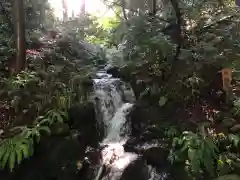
left=102, top=0, right=170, bottom=23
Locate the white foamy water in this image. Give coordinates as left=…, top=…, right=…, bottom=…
left=93, top=71, right=168, bottom=180
left=93, top=71, right=137, bottom=180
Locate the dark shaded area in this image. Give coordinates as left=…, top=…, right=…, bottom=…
left=120, top=159, right=149, bottom=180
left=0, top=102, right=100, bottom=180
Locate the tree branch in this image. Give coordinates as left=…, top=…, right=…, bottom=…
left=100, top=0, right=123, bottom=20
left=196, top=15, right=234, bottom=34
left=120, top=0, right=128, bottom=20
left=170, top=0, right=182, bottom=61
left=162, top=0, right=183, bottom=82
left=102, top=0, right=170, bottom=23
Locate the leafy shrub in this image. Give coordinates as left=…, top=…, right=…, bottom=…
left=168, top=124, right=240, bottom=178
left=0, top=30, right=99, bottom=171
left=0, top=109, right=66, bottom=171
left=168, top=125, right=219, bottom=176
left=0, top=135, right=33, bottom=171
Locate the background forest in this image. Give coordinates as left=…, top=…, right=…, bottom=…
left=0, top=0, right=240, bottom=180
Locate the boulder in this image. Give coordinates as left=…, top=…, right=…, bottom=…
left=68, top=102, right=102, bottom=146
left=120, top=159, right=149, bottom=180
left=128, top=104, right=148, bottom=136
left=124, top=138, right=170, bottom=167
left=142, top=147, right=170, bottom=167
left=106, top=66, right=121, bottom=78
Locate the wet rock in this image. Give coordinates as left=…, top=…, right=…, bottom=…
left=77, top=147, right=102, bottom=180
left=106, top=66, right=121, bottom=78
left=76, top=157, right=92, bottom=179
left=124, top=138, right=140, bottom=153
left=81, top=77, right=93, bottom=87
left=68, top=102, right=95, bottom=128
left=142, top=147, right=170, bottom=167
left=120, top=82, right=136, bottom=103
left=139, top=126, right=166, bottom=141
left=68, top=102, right=102, bottom=145
left=128, top=104, right=148, bottom=136
left=120, top=159, right=149, bottom=180
left=169, top=163, right=192, bottom=180
left=124, top=138, right=170, bottom=168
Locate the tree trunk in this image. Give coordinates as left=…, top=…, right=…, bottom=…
left=170, top=0, right=182, bottom=61
left=40, top=0, right=46, bottom=28
left=62, top=0, right=68, bottom=21
left=13, top=0, right=26, bottom=73
left=81, top=0, right=86, bottom=16
left=151, top=0, right=157, bottom=15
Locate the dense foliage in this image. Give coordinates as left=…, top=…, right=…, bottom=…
left=0, top=0, right=240, bottom=179
left=105, top=0, right=240, bottom=179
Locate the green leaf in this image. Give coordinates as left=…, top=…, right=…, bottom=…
left=172, top=137, right=180, bottom=147
left=9, top=151, right=16, bottom=171
left=16, top=148, right=23, bottom=165
left=38, top=118, right=52, bottom=125
left=229, top=134, right=240, bottom=147
left=205, top=138, right=218, bottom=154
left=27, top=139, right=34, bottom=157
left=188, top=148, right=196, bottom=162
left=39, top=126, right=51, bottom=134
left=0, top=145, right=7, bottom=162
left=202, top=150, right=215, bottom=176
left=1, top=148, right=10, bottom=169
left=34, top=130, right=41, bottom=142
left=20, top=144, right=29, bottom=159
left=180, top=141, right=189, bottom=152
left=188, top=148, right=200, bottom=172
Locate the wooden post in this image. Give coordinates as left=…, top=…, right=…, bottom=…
left=221, top=68, right=233, bottom=105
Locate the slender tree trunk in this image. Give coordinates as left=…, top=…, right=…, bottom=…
left=40, top=0, right=46, bottom=28
left=13, top=0, right=26, bottom=73
left=170, top=0, right=182, bottom=63
left=151, top=0, right=157, bottom=15
left=79, top=0, right=86, bottom=40
left=81, top=0, right=86, bottom=16
left=62, top=0, right=68, bottom=21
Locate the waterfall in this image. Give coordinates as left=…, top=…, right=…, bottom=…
left=93, top=71, right=167, bottom=180
left=93, top=71, right=138, bottom=180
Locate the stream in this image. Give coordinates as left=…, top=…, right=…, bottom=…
left=92, top=71, right=170, bottom=180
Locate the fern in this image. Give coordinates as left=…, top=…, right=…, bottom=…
left=36, top=109, right=67, bottom=126
left=0, top=135, right=33, bottom=171
left=0, top=109, right=67, bottom=171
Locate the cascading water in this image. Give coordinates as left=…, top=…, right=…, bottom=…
left=93, top=71, right=138, bottom=180
left=93, top=71, right=168, bottom=180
